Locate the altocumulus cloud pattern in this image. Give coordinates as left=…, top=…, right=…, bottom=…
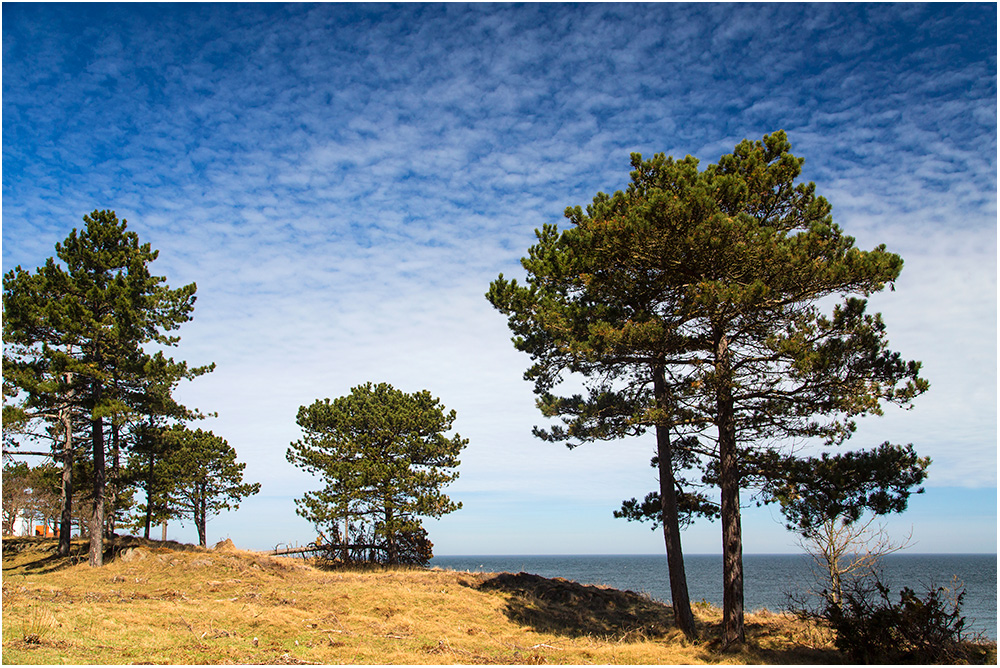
left=2, top=3, right=995, bottom=554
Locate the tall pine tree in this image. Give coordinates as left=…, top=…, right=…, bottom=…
left=488, top=132, right=927, bottom=644
left=487, top=203, right=707, bottom=637
left=3, top=210, right=211, bottom=565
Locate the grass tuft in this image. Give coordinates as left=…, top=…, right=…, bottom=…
left=18, top=603, right=56, bottom=644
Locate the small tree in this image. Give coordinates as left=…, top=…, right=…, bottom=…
left=287, top=382, right=466, bottom=565
left=759, top=442, right=930, bottom=606
left=158, top=426, right=260, bottom=548
left=125, top=423, right=176, bottom=539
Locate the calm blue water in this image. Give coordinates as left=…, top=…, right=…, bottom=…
left=431, top=553, right=997, bottom=640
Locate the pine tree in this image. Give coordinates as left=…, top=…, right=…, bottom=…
left=125, top=423, right=175, bottom=539
left=3, top=299, right=88, bottom=555
left=488, top=132, right=927, bottom=645
left=287, top=382, right=466, bottom=565
left=158, top=427, right=259, bottom=548
left=3, top=210, right=211, bottom=565
left=487, top=201, right=707, bottom=637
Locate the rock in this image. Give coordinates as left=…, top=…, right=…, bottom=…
left=120, top=547, right=148, bottom=563
left=190, top=558, right=214, bottom=567
left=213, top=538, right=236, bottom=551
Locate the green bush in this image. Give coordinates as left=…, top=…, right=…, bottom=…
left=825, top=575, right=972, bottom=663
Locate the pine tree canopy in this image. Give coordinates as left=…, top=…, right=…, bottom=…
left=755, top=442, right=931, bottom=536
left=159, top=426, right=260, bottom=548
left=3, top=210, right=212, bottom=429
left=286, top=382, right=466, bottom=565
left=487, top=130, right=929, bottom=644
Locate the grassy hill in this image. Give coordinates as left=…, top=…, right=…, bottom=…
left=0, top=536, right=991, bottom=664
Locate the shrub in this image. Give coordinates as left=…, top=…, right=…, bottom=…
left=825, top=574, right=971, bottom=663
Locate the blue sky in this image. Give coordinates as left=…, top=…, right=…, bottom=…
left=3, top=3, right=996, bottom=555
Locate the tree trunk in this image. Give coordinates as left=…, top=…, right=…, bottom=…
left=108, top=421, right=120, bottom=537
left=652, top=365, right=697, bottom=638
left=715, top=329, right=745, bottom=646
left=385, top=508, right=396, bottom=564
left=143, top=447, right=154, bottom=540
left=720, top=440, right=745, bottom=647
left=343, top=515, right=350, bottom=563
left=58, top=406, right=74, bottom=557
left=196, top=483, right=207, bottom=547
left=89, top=411, right=105, bottom=567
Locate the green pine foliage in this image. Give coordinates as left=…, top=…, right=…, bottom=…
left=287, top=382, right=466, bottom=566
left=3, top=210, right=214, bottom=564
left=158, top=427, right=260, bottom=548
left=487, top=131, right=928, bottom=645
left=757, top=443, right=931, bottom=537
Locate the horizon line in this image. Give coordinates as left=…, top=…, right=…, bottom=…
left=431, top=552, right=998, bottom=558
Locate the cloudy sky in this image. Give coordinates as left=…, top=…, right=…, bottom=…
left=3, top=3, right=995, bottom=555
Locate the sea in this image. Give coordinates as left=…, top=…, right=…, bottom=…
left=430, top=553, right=997, bottom=640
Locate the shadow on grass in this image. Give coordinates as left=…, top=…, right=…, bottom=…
left=692, top=614, right=846, bottom=664
left=476, top=571, right=676, bottom=641
left=474, top=572, right=861, bottom=662
left=1, top=536, right=204, bottom=575
left=2, top=537, right=89, bottom=574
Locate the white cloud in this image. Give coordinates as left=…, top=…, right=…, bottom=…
left=3, top=3, right=995, bottom=553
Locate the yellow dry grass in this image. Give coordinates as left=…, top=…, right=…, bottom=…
left=0, top=537, right=989, bottom=665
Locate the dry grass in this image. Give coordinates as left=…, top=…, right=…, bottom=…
left=1, top=537, right=993, bottom=664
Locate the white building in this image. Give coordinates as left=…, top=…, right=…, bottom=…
left=9, top=511, right=57, bottom=537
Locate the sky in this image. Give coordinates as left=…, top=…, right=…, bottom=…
left=2, top=3, right=996, bottom=556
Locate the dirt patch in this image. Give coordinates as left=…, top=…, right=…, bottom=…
left=477, top=571, right=676, bottom=640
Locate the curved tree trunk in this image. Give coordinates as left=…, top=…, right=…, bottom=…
left=652, top=365, right=697, bottom=638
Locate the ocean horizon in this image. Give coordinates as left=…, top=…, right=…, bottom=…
left=431, top=553, right=997, bottom=641
left=436, top=551, right=997, bottom=556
